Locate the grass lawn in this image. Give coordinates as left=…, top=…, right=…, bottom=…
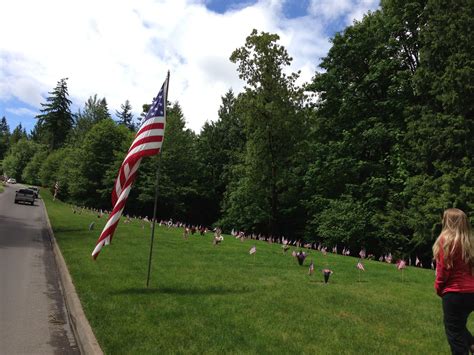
left=43, top=190, right=470, bottom=354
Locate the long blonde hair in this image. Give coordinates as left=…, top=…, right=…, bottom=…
left=433, top=208, right=473, bottom=269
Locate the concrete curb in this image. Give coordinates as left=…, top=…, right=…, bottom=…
left=42, top=200, right=103, bottom=355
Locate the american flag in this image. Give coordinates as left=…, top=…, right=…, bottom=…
left=397, top=260, right=407, bottom=270
left=308, top=260, right=314, bottom=275
left=356, top=260, right=365, bottom=271
left=249, top=246, right=256, bottom=255
left=92, top=74, right=169, bottom=259
left=53, top=181, right=60, bottom=200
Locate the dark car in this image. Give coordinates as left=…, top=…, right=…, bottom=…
left=15, top=189, right=35, bottom=205
left=28, top=186, right=40, bottom=198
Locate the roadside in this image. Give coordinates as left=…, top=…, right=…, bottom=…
left=42, top=196, right=103, bottom=355
left=0, top=184, right=79, bottom=354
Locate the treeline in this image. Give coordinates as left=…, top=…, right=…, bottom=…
left=1, top=0, right=472, bottom=261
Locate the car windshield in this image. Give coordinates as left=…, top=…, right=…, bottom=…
left=19, top=189, right=34, bottom=194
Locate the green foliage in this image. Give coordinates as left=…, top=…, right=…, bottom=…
left=69, top=119, right=131, bottom=207
left=225, top=29, right=308, bottom=236
left=22, top=147, right=49, bottom=185
left=39, top=149, right=68, bottom=192
left=135, top=103, right=201, bottom=221
left=116, top=99, right=135, bottom=131
left=2, top=138, right=41, bottom=181
left=9, top=123, right=27, bottom=146
left=35, top=78, right=74, bottom=150
left=71, top=94, right=112, bottom=144
left=196, top=90, right=246, bottom=225
left=0, top=116, right=10, bottom=160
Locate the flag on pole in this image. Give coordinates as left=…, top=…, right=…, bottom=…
left=356, top=260, right=365, bottom=271
left=92, top=74, right=169, bottom=259
left=249, top=246, right=256, bottom=255
left=53, top=181, right=60, bottom=200
left=308, top=260, right=314, bottom=275
left=397, top=260, right=407, bottom=270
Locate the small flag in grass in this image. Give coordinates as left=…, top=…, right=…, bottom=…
left=249, top=245, right=256, bottom=255
left=308, top=260, right=314, bottom=275
left=322, top=269, right=333, bottom=283
left=397, top=260, right=406, bottom=270
left=356, top=260, right=365, bottom=271
left=416, top=256, right=422, bottom=267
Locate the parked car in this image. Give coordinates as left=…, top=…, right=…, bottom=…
left=28, top=186, right=40, bottom=198
left=14, top=188, right=35, bottom=205
left=7, top=178, right=16, bottom=184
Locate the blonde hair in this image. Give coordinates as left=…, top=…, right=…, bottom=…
left=433, top=208, right=473, bottom=269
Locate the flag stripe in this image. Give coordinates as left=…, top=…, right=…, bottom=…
left=92, top=75, right=168, bottom=259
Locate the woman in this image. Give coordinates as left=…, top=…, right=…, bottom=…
left=433, top=208, right=474, bottom=354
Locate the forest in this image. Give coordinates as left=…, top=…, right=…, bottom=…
left=1, top=0, right=472, bottom=263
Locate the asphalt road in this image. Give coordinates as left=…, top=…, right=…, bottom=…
left=0, top=184, right=79, bottom=354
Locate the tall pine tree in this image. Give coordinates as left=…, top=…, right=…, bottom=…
left=35, top=78, right=74, bottom=150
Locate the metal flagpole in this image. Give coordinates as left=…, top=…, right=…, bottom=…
left=146, top=71, right=170, bottom=288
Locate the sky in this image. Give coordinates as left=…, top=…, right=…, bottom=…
left=0, top=0, right=380, bottom=133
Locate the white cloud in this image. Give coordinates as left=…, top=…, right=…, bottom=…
left=0, top=0, right=379, bottom=132
left=309, top=0, right=379, bottom=24
left=6, top=107, right=38, bottom=117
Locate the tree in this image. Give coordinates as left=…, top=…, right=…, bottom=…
left=0, top=116, right=10, bottom=159
left=223, top=29, right=307, bottom=236
left=2, top=138, right=41, bottom=180
left=195, top=90, right=246, bottom=225
left=22, top=148, right=49, bottom=185
left=72, top=94, right=112, bottom=142
left=304, top=7, right=417, bottom=251
left=134, top=102, right=200, bottom=222
left=9, top=123, right=27, bottom=146
left=116, top=100, right=135, bottom=131
left=35, top=78, right=74, bottom=150
left=403, top=0, right=474, bottom=248
left=68, top=119, right=131, bottom=208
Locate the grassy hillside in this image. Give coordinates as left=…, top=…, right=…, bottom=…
left=43, top=191, right=466, bottom=354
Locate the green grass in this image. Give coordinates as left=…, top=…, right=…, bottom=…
left=43, top=190, right=471, bottom=354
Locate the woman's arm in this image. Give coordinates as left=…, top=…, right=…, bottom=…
left=434, top=246, right=451, bottom=297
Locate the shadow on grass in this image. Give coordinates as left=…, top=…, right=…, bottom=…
left=114, top=285, right=253, bottom=296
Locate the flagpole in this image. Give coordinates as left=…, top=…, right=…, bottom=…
left=146, top=71, right=170, bottom=288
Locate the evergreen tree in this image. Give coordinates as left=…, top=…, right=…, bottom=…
left=134, top=102, right=200, bottom=222
left=116, top=100, right=135, bottom=131
left=10, top=123, right=27, bottom=146
left=0, top=116, right=10, bottom=159
left=195, top=90, right=246, bottom=225
left=36, top=78, right=74, bottom=150
left=71, top=94, right=112, bottom=143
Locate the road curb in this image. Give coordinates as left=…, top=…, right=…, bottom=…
left=42, top=200, right=103, bottom=355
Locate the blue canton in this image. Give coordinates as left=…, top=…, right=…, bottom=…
left=140, top=82, right=165, bottom=127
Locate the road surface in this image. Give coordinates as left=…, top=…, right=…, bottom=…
left=0, top=183, right=79, bottom=354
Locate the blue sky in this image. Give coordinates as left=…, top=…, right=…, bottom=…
left=0, top=0, right=380, bottom=133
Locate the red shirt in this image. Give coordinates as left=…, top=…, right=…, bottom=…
left=434, top=240, right=474, bottom=297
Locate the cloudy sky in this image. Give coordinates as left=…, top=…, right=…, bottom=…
left=0, top=0, right=379, bottom=133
